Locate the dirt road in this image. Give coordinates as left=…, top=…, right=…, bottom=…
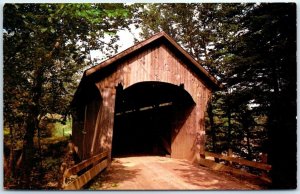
left=87, top=156, right=267, bottom=190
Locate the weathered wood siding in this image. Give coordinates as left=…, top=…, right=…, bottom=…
left=74, top=43, right=212, bottom=162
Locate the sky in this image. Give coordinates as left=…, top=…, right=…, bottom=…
left=90, top=24, right=142, bottom=64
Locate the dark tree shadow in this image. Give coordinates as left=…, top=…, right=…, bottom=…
left=172, top=162, right=269, bottom=190
left=84, top=158, right=140, bottom=190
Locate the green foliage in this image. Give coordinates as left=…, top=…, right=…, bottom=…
left=3, top=3, right=131, bottom=188
left=4, top=2, right=131, bottom=125
left=38, top=115, right=72, bottom=138
left=53, top=118, right=72, bottom=137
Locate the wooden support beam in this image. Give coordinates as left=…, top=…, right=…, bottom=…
left=63, top=159, right=108, bottom=190
left=62, top=151, right=109, bottom=190
left=63, top=151, right=108, bottom=178
left=199, top=158, right=271, bottom=183
left=205, top=152, right=272, bottom=171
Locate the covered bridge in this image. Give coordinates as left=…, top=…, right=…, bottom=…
left=70, top=31, right=221, bottom=163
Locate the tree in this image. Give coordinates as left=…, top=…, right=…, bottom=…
left=229, top=3, right=296, bottom=188
left=209, top=3, right=296, bottom=188
left=4, top=3, right=130, bottom=188
left=209, top=4, right=296, bottom=188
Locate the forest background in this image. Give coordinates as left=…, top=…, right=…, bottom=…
left=3, top=2, right=297, bottom=189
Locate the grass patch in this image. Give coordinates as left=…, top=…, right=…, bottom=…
left=4, top=127, right=10, bottom=136
left=53, top=119, right=72, bottom=138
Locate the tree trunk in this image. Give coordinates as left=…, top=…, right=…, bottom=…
left=207, top=102, right=219, bottom=163
left=241, top=111, right=252, bottom=161
left=226, top=107, right=232, bottom=151
left=6, top=125, right=15, bottom=178
left=19, top=67, right=44, bottom=188
left=267, top=65, right=280, bottom=167
left=268, top=64, right=297, bottom=189
left=245, top=126, right=252, bottom=161
left=20, top=115, right=37, bottom=187
left=207, top=103, right=216, bottom=151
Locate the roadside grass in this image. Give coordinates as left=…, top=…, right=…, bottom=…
left=52, top=119, right=72, bottom=138
left=4, top=116, right=73, bottom=189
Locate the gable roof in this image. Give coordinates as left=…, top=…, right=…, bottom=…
left=71, top=32, right=223, bottom=109
left=84, top=31, right=222, bottom=90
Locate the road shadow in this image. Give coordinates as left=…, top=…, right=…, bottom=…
left=84, top=158, right=140, bottom=190
left=173, top=162, right=269, bottom=190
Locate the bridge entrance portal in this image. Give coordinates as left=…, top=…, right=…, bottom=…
left=112, top=81, right=195, bottom=157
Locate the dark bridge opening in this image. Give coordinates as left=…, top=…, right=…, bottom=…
left=112, top=81, right=195, bottom=157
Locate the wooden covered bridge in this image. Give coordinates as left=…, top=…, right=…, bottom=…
left=63, top=32, right=271, bottom=190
